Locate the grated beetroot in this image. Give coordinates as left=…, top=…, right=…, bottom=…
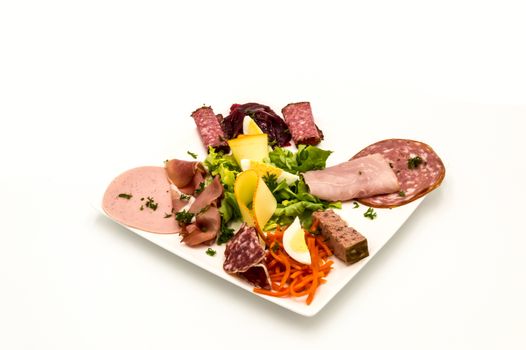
left=222, top=103, right=291, bottom=147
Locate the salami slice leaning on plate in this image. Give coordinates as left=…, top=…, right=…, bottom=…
left=351, top=139, right=445, bottom=208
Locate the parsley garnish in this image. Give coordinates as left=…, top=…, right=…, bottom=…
left=398, top=191, right=406, bottom=197
left=206, top=248, right=216, bottom=256
left=175, top=210, right=194, bottom=225
left=217, top=221, right=235, bottom=245
left=118, top=193, right=132, bottom=200
left=145, top=197, right=158, bottom=211
left=164, top=213, right=172, bottom=218
left=195, top=182, right=205, bottom=194
left=179, top=193, right=191, bottom=201
left=364, top=207, right=377, bottom=220
left=408, top=156, right=423, bottom=169
left=271, top=242, right=280, bottom=253
left=353, top=201, right=359, bottom=209
left=187, top=151, right=198, bottom=159
left=262, top=173, right=279, bottom=192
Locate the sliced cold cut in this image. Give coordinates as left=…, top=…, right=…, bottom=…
left=191, top=106, right=229, bottom=153
left=102, top=166, right=179, bottom=234
left=223, top=224, right=265, bottom=274
left=302, top=154, right=400, bottom=201
left=281, top=102, right=324, bottom=145
left=312, top=209, right=369, bottom=265
left=351, top=139, right=445, bottom=208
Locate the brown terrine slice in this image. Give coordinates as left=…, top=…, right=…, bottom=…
left=312, top=209, right=369, bottom=264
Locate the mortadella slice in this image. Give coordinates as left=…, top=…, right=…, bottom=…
left=302, top=154, right=400, bottom=202
left=102, top=166, right=180, bottom=234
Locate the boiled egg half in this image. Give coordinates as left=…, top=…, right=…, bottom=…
left=282, top=217, right=312, bottom=265
left=243, top=115, right=264, bottom=135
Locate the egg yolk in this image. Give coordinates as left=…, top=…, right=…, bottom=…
left=290, top=229, right=309, bottom=252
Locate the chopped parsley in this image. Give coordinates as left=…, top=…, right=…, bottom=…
left=364, top=207, right=377, bottom=220
left=217, top=221, right=235, bottom=245
left=206, top=248, right=216, bottom=256
left=187, top=151, right=198, bottom=159
left=164, top=213, right=173, bottom=218
left=145, top=197, right=158, bottom=211
left=353, top=201, right=360, bottom=209
left=179, top=193, right=191, bottom=201
left=408, top=156, right=423, bottom=169
left=195, top=182, right=205, bottom=195
left=271, top=242, right=280, bottom=253
left=118, top=193, right=132, bottom=200
left=175, top=210, right=194, bottom=225
left=398, top=191, right=406, bottom=197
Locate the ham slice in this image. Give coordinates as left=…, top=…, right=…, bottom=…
left=165, top=159, right=206, bottom=195
left=302, top=154, right=400, bottom=202
left=182, top=206, right=221, bottom=246
left=102, top=166, right=179, bottom=234
left=176, top=176, right=224, bottom=246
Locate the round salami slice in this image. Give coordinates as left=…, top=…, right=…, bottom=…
left=223, top=225, right=265, bottom=274
left=351, top=139, right=445, bottom=208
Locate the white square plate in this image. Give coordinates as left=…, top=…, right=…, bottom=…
left=94, top=177, right=423, bottom=317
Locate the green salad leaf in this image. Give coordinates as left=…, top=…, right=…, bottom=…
left=268, top=145, right=332, bottom=174
left=263, top=177, right=341, bottom=231
left=205, top=147, right=242, bottom=226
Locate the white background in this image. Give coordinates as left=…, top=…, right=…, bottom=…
left=1, top=1, right=525, bottom=349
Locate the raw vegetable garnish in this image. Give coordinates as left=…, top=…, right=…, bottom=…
left=407, top=156, right=423, bottom=169
left=254, top=226, right=334, bottom=305
left=206, top=248, right=217, bottom=256
left=222, top=103, right=292, bottom=147
left=364, top=207, right=377, bottom=220
left=268, top=145, right=332, bottom=174
left=204, top=147, right=242, bottom=225
left=175, top=210, right=194, bottom=225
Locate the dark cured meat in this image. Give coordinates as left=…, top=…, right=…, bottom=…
left=222, top=103, right=291, bottom=147
left=223, top=225, right=265, bottom=273
left=239, top=264, right=271, bottom=290
left=191, top=106, right=229, bottom=153
left=351, top=139, right=445, bottom=208
left=281, top=102, right=324, bottom=145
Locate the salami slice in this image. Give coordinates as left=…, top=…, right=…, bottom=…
left=223, top=224, right=265, bottom=274
left=239, top=264, right=271, bottom=290
left=351, top=139, right=445, bottom=208
left=191, top=106, right=229, bottom=153
left=281, top=102, right=324, bottom=145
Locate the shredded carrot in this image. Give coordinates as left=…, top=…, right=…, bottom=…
left=253, top=226, right=334, bottom=305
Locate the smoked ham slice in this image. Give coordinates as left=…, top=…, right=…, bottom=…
left=302, top=154, right=400, bottom=202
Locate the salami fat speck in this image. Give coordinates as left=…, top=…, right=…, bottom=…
left=191, top=106, right=229, bottom=153
left=281, top=102, right=324, bottom=145
left=223, top=225, right=265, bottom=274
left=351, top=139, right=445, bottom=208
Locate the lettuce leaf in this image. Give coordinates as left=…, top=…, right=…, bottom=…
left=205, top=147, right=241, bottom=224
left=268, top=145, right=332, bottom=174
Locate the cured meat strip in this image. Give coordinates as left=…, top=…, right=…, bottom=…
left=165, top=159, right=206, bottom=195
left=351, top=139, right=445, bottom=208
left=191, top=106, right=229, bottom=153
left=312, top=210, right=369, bottom=265
left=281, top=102, right=324, bottom=145
left=302, top=154, right=400, bottom=201
left=224, top=225, right=266, bottom=274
